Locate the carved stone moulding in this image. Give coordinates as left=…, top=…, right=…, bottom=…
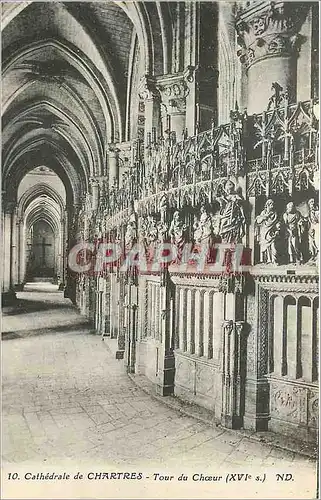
left=169, top=269, right=221, bottom=289
left=252, top=266, right=319, bottom=294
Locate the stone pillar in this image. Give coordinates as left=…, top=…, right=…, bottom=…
left=125, top=284, right=138, bottom=373
left=235, top=1, right=308, bottom=114
left=90, top=178, right=99, bottom=211
left=155, top=271, right=175, bottom=396
left=157, top=73, right=190, bottom=142
left=220, top=278, right=247, bottom=428
left=16, top=216, right=24, bottom=289
left=138, top=76, right=161, bottom=147
left=1, top=201, right=16, bottom=304
left=116, top=276, right=125, bottom=359
left=58, top=215, right=66, bottom=290
left=108, top=148, right=119, bottom=189
left=243, top=282, right=270, bottom=431
left=11, top=207, right=19, bottom=288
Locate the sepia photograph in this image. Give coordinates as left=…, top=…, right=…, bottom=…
left=1, top=1, right=319, bottom=498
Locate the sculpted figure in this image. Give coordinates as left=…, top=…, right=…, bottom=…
left=125, top=210, right=137, bottom=252
left=267, top=82, right=284, bottom=111
left=283, top=202, right=304, bottom=263
left=193, top=205, right=214, bottom=246
left=169, top=210, right=188, bottom=261
left=217, top=180, right=246, bottom=244
left=255, top=199, right=280, bottom=264
left=306, top=198, right=319, bottom=262
left=141, top=215, right=158, bottom=260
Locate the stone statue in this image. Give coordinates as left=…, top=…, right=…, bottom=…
left=306, top=198, right=319, bottom=262
left=283, top=201, right=304, bottom=263
left=125, top=209, right=137, bottom=252
left=193, top=205, right=214, bottom=246
left=267, top=82, right=285, bottom=111
left=141, top=215, right=158, bottom=260
left=255, top=199, right=280, bottom=264
left=216, top=180, right=246, bottom=244
left=169, top=210, right=188, bottom=261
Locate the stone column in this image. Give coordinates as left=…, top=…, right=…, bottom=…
left=125, top=283, right=138, bottom=373
left=116, top=275, right=125, bottom=359
left=157, top=73, right=190, bottom=142
left=1, top=201, right=16, bottom=304
left=243, top=282, right=270, bottom=431
left=16, top=216, right=24, bottom=289
left=108, top=147, right=119, bottom=189
left=155, top=271, right=175, bottom=396
left=11, top=208, right=19, bottom=288
left=138, top=76, right=161, bottom=147
left=90, top=178, right=99, bottom=211
left=220, top=277, right=247, bottom=429
left=235, top=1, right=308, bottom=114
left=58, top=215, right=66, bottom=290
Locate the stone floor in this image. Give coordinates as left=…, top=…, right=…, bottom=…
left=1, top=283, right=318, bottom=499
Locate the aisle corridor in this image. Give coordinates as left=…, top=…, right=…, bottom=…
left=2, top=285, right=317, bottom=471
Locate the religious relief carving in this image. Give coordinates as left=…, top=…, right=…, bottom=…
left=255, top=199, right=281, bottom=264
left=283, top=201, right=305, bottom=264
left=141, top=215, right=159, bottom=261
left=193, top=205, right=215, bottom=246
left=267, top=82, right=288, bottom=110
left=169, top=211, right=188, bottom=262
left=255, top=198, right=319, bottom=266
left=124, top=207, right=137, bottom=253
left=156, top=73, right=190, bottom=115
left=306, top=198, right=319, bottom=262
left=216, top=180, right=246, bottom=244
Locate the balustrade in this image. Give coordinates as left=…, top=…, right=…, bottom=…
left=269, top=293, right=318, bottom=383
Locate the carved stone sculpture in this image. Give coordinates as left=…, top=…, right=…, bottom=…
left=169, top=210, right=188, bottom=261
left=267, top=82, right=286, bottom=111
left=125, top=209, right=137, bottom=253
left=141, top=215, right=158, bottom=260
left=306, top=198, right=319, bottom=262
left=217, top=180, right=246, bottom=244
left=193, top=205, right=214, bottom=245
left=255, top=199, right=281, bottom=264
left=283, top=202, right=304, bottom=263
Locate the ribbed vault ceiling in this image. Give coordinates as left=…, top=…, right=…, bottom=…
left=2, top=1, right=172, bottom=206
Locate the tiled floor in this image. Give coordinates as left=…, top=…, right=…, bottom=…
left=2, top=284, right=317, bottom=498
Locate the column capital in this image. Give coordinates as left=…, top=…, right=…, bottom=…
left=138, top=75, right=160, bottom=102
left=235, top=1, right=307, bottom=69
left=156, top=72, right=190, bottom=115
left=223, top=319, right=234, bottom=335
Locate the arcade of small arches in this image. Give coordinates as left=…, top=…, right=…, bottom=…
left=1, top=1, right=319, bottom=446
